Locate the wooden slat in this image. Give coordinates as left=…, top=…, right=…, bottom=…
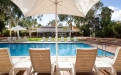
left=29, top=48, right=51, bottom=73
left=75, top=48, right=97, bottom=72
left=0, top=48, right=12, bottom=73
left=113, top=47, right=121, bottom=71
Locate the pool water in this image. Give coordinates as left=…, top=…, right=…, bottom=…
left=0, top=43, right=114, bottom=56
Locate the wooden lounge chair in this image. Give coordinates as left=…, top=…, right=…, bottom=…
left=12, top=37, right=18, bottom=42
left=6, top=37, right=12, bottom=42
left=22, top=37, right=28, bottom=42
left=69, top=48, right=97, bottom=75
left=48, top=37, right=52, bottom=42
left=0, top=48, right=20, bottom=75
left=103, top=47, right=121, bottom=75
left=74, top=37, right=78, bottom=42
left=41, top=37, right=45, bottom=42
left=29, top=48, right=55, bottom=75
left=67, top=37, right=71, bottom=42
left=60, top=37, right=64, bottom=42
left=17, top=37, right=22, bottom=42
left=54, top=37, right=58, bottom=42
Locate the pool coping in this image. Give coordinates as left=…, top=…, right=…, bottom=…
left=11, top=55, right=114, bottom=57
left=0, top=41, right=82, bottom=43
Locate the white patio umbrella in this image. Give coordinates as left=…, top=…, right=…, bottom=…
left=11, top=0, right=100, bottom=71
left=9, top=25, right=26, bottom=37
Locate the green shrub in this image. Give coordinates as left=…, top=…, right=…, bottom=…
left=2, top=30, right=9, bottom=37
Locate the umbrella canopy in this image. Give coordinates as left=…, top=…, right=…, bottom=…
left=11, top=0, right=99, bottom=17
left=11, top=0, right=100, bottom=71
left=10, top=25, right=26, bottom=31
left=9, top=25, right=26, bottom=37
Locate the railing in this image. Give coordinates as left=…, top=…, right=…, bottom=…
left=93, top=43, right=107, bottom=57
left=102, top=43, right=106, bottom=56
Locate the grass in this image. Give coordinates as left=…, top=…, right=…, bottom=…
left=28, top=37, right=74, bottom=42
left=28, top=38, right=41, bottom=41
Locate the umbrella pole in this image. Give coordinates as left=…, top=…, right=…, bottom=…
left=55, top=0, right=58, bottom=74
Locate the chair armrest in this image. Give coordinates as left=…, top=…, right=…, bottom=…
left=12, top=58, right=21, bottom=65
left=9, top=57, right=21, bottom=75
left=103, top=57, right=117, bottom=75
left=68, top=58, right=75, bottom=65
left=29, top=65, right=33, bottom=75
left=68, top=58, right=76, bottom=75
left=9, top=68, right=14, bottom=75
left=51, top=58, right=56, bottom=75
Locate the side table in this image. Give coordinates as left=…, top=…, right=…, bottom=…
left=94, top=58, right=112, bottom=75
left=57, top=61, right=72, bottom=75
left=14, top=58, right=31, bottom=75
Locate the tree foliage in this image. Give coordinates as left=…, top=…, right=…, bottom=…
left=100, top=7, right=114, bottom=37
left=0, top=20, right=5, bottom=32
left=46, top=20, right=62, bottom=26
left=110, top=21, right=121, bottom=38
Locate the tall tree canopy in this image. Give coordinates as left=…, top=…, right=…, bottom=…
left=0, top=20, right=5, bottom=32
left=0, top=0, right=23, bottom=26
left=100, top=6, right=114, bottom=37
left=58, top=1, right=103, bottom=36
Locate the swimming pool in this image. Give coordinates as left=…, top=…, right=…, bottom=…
left=0, top=43, right=114, bottom=56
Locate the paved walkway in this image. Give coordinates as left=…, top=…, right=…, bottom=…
left=78, top=37, right=121, bottom=54
left=14, top=57, right=111, bottom=75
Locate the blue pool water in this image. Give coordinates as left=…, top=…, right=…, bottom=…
left=0, top=43, right=114, bottom=56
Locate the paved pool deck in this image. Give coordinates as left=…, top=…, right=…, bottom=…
left=11, top=56, right=113, bottom=75
left=1, top=37, right=121, bottom=75
left=77, top=37, right=121, bottom=54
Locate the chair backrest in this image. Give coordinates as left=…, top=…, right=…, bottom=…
left=12, top=37, right=16, bottom=40
left=0, top=48, right=13, bottom=73
left=61, top=37, right=64, bottom=41
left=67, top=37, right=70, bottom=41
left=112, top=47, right=121, bottom=71
left=43, top=37, right=45, bottom=39
left=48, top=37, right=51, bottom=41
left=29, top=48, right=51, bottom=73
left=7, top=37, right=12, bottom=42
left=75, top=48, right=97, bottom=72
left=74, top=37, right=77, bottom=41
left=41, top=37, right=45, bottom=41
left=23, top=37, right=27, bottom=41
left=7, top=37, right=11, bottom=40
left=18, top=37, right=21, bottom=40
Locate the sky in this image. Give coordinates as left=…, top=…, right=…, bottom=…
left=38, top=0, right=121, bottom=25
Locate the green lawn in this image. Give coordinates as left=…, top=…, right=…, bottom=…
left=28, top=37, right=74, bottom=42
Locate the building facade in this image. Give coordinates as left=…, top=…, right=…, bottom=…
left=36, top=26, right=80, bottom=37
left=26, top=26, right=80, bottom=37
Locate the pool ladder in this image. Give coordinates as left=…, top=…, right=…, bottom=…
left=102, top=43, right=106, bottom=56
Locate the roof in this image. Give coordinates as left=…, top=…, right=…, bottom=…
left=71, top=26, right=80, bottom=32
